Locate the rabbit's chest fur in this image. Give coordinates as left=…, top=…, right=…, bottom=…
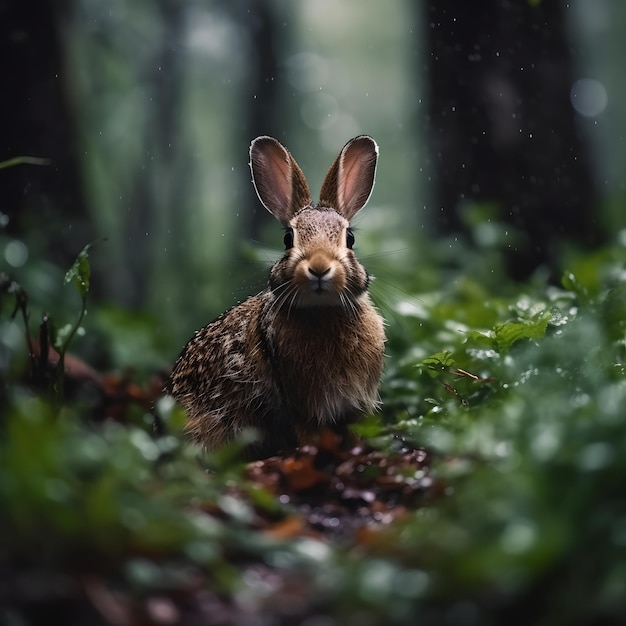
left=170, top=290, right=384, bottom=452
left=260, top=293, right=385, bottom=426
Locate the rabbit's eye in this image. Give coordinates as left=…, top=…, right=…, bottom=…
left=346, top=228, right=355, bottom=249
left=283, top=227, right=294, bottom=249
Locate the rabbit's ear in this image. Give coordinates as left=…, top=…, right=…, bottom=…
left=249, top=136, right=312, bottom=225
left=319, top=136, right=378, bottom=221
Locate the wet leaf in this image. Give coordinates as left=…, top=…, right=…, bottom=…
left=64, top=243, right=93, bottom=299
left=492, top=310, right=552, bottom=353
left=418, top=351, right=455, bottom=377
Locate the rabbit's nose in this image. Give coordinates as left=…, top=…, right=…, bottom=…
left=307, top=252, right=333, bottom=279
left=308, top=266, right=331, bottom=279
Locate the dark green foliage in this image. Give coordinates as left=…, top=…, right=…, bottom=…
left=2, top=234, right=626, bottom=624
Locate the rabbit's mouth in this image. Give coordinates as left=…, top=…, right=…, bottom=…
left=295, top=261, right=346, bottom=307
left=295, top=279, right=364, bottom=310
left=297, top=292, right=344, bottom=308
left=298, top=283, right=342, bottom=307
left=310, top=269, right=333, bottom=294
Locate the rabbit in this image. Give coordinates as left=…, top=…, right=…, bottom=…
left=167, top=135, right=386, bottom=458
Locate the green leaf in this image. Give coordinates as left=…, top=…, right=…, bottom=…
left=0, top=156, right=50, bottom=170
left=418, top=351, right=455, bottom=377
left=562, top=271, right=590, bottom=303
left=466, top=330, right=497, bottom=350
left=493, top=310, right=552, bottom=354
left=64, top=244, right=92, bottom=299
left=351, top=412, right=385, bottom=439
left=602, top=283, right=626, bottom=339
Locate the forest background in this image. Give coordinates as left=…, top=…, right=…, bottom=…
left=2, top=1, right=626, bottom=625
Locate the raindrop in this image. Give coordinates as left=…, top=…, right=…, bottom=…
left=579, top=442, right=614, bottom=471
left=4, top=239, right=28, bottom=268
left=286, top=52, right=329, bottom=92
left=570, top=78, right=608, bottom=117
left=300, top=93, right=338, bottom=130
left=393, top=569, right=430, bottom=598
left=500, top=519, right=537, bottom=554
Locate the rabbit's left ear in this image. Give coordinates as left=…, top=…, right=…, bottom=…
left=249, top=136, right=312, bottom=225
left=319, top=136, right=378, bottom=220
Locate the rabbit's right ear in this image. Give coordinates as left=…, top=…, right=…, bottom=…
left=249, top=136, right=312, bottom=225
left=319, top=135, right=378, bottom=221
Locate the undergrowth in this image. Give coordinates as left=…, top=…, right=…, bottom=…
left=2, top=231, right=626, bottom=625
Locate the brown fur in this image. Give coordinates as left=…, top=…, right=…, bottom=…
left=168, top=136, right=385, bottom=458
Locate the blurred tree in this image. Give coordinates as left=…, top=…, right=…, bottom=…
left=423, top=0, right=602, bottom=279
left=122, top=0, right=190, bottom=309
left=0, top=0, right=95, bottom=272
left=229, top=0, right=286, bottom=242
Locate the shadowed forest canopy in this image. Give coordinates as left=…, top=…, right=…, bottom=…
left=2, top=0, right=624, bottom=349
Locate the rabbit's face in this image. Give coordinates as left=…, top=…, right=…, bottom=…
left=269, top=207, right=369, bottom=310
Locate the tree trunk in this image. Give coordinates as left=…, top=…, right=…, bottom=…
left=0, top=0, right=94, bottom=271
left=424, top=0, right=601, bottom=279
left=238, top=0, right=284, bottom=242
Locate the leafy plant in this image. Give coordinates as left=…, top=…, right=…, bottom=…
left=51, top=243, right=93, bottom=397
left=2, top=231, right=626, bottom=624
